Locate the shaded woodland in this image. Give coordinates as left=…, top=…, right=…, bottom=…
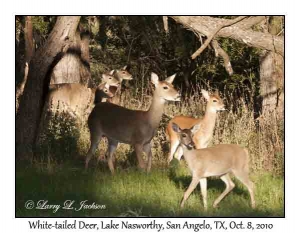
left=15, top=16, right=284, bottom=173
left=15, top=15, right=284, bottom=218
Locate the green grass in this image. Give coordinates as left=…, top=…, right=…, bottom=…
left=16, top=160, right=284, bottom=217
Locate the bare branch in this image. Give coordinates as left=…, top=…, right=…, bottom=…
left=171, top=16, right=284, bottom=56
left=211, top=40, right=233, bottom=75
left=191, top=16, right=248, bottom=59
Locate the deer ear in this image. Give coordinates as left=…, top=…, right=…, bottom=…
left=172, top=122, right=182, bottom=133
left=102, top=73, right=108, bottom=79
left=165, top=73, right=176, bottom=84
left=191, top=123, right=201, bottom=134
left=104, top=83, right=110, bottom=89
left=151, top=73, right=159, bottom=86
left=109, top=70, right=115, bottom=75
left=201, top=89, right=210, bottom=101
left=122, top=65, right=127, bottom=70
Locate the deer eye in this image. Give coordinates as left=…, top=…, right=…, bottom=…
left=213, top=99, right=217, bottom=102
left=182, top=134, right=187, bottom=138
left=104, top=90, right=108, bottom=92
left=163, top=86, right=169, bottom=90
left=109, top=77, right=112, bottom=79
left=122, top=71, right=126, bottom=74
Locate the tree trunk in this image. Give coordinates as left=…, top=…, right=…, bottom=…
left=49, top=30, right=91, bottom=86
left=16, top=16, right=81, bottom=159
left=24, top=16, right=34, bottom=63
left=79, top=31, right=92, bottom=86
left=260, top=17, right=284, bottom=114
left=16, top=16, right=34, bottom=113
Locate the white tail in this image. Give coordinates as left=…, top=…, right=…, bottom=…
left=166, top=89, right=225, bottom=163
left=85, top=72, right=181, bottom=173
left=172, top=122, right=256, bottom=210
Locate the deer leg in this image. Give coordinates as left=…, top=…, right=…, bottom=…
left=96, top=144, right=107, bottom=164
left=180, top=176, right=199, bottom=208
left=144, top=143, right=152, bottom=172
left=85, top=131, right=102, bottom=169
left=213, top=173, right=235, bottom=208
left=134, top=144, right=146, bottom=170
left=199, top=178, right=208, bottom=210
left=168, top=139, right=180, bottom=164
left=107, top=139, right=118, bottom=174
left=233, top=170, right=256, bottom=208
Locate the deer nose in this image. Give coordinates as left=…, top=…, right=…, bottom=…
left=186, top=141, right=195, bottom=150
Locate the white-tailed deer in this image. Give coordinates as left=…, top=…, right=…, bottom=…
left=94, top=82, right=115, bottom=102
left=85, top=72, right=181, bottom=173
left=171, top=122, right=255, bottom=210
left=47, top=72, right=120, bottom=117
left=108, top=65, right=133, bottom=104
left=166, top=89, right=225, bottom=163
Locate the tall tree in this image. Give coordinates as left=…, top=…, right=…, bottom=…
left=16, top=16, right=34, bottom=112
left=16, top=16, right=81, bottom=159
left=259, top=16, right=284, bottom=114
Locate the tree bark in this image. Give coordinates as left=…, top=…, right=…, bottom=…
left=16, top=16, right=34, bottom=113
left=16, top=16, right=81, bottom=159
left=170, top=16, right=283, bottom=56
left=259, top=16, right=284, bottom=114
left=24, top=16, right=34, bottom=63
left=49, top=30, right=91, bottom=86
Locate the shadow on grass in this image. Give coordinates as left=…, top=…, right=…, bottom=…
left=16, top=163, right=175, bottom=217
left=16, top=161, right=284, bottom=217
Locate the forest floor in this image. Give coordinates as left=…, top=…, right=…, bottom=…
left=16, top=159, right=284, bottom=217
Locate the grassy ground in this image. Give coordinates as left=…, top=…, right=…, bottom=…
left=16, top=159, right=284, bottom=217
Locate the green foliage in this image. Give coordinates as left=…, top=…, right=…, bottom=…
left=36, top=110, right=82, bottom=162
left=32, top=16, right=51, bottom=35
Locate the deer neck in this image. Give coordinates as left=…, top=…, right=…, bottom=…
left=91, top=87, right=96, bottom=94
left=202, top=106, right=218, bottom=131
left=114, top=79, right=122, bottom=94
left=146, top=91, right=166, bottom=128
left=181, top=145, right=195, bottom=166
left=117, top=77, right=123, bottom=84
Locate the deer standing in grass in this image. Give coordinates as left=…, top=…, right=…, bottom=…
left=85, top=72, right=181, bottom=173
left=171, top=122, right=256, bottom=210
left=166, top=89, right=225, bottom=163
